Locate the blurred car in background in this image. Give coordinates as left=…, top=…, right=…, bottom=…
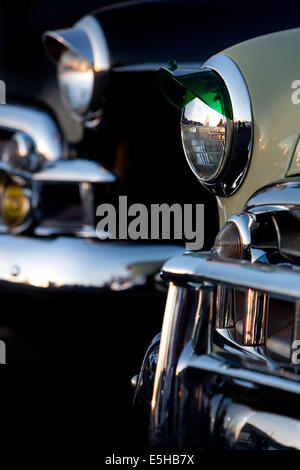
left=0, top=0, right=299, bottom=450
left=136, top=23, right=300, bottom=451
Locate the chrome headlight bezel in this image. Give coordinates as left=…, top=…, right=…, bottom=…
left=43, top=15, right=110, bottom=124
left=197, top=54, right=253, bottom=196
left=158, top=55, right=253, bottom=197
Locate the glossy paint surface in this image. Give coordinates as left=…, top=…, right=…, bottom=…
left=217, top=28, right=300, bottom=225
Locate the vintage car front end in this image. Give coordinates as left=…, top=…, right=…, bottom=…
left=2, top=0, right=275, bottom=370
left=137, top=27, right=300, bottom=450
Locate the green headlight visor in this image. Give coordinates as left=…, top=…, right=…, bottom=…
left=156, top=66, right=233, bottom=120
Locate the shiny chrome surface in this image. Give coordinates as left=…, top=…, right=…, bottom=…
left=199, top=54, right=252, bottom=196
left=76, top=16, right=110, bottom=74
left=287, top=135, right=300, bottom=176
left=227, top=213, right=256, bottom=257
left=150, top=180, right=300, bottom=449
left=113, top=62, right=203, bottom=73
left=243, top=178, right=300, bottom=259
left=150, top=252, right=300, bottom=447
left=33, top=159, right=116, bottom=183
left=43, top=27, right=94, bottom=65
left=0, top=157, right=116, bottom=237
left=243, top=289, right=268, bottom=345
left=0, top=104, right=65, bottom=165
left=186, top=351, right=300, bottom=396
left=217, top=401, right=300, bottom=450
left=172, top=345, right=300, bottom=450
left=131, top=375, right=139, bottom=391
left=176, top=344, right=300, bottom=448
left=215, top=285, right=235, bottom=328
left=134, top=333, right=161, bottom=410
left=162, top=253, right=300, bottom=300
left=44, top=15, right=110, bottom=71
left=80, top=182, right=95, bottom=230
left=0, top=235, right=184, bottom=291
left=34, top=225, right=98, bottom=239
left=244, top=178, right=300, bottom=213
left=2, top=132, right=41, bottom=172
left=150, top=282, right=214, bottom=444
left=215, top=213, right=256, bottom=261
left=151, top=284, right=188, bottom=443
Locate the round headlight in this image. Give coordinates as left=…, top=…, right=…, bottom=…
left=181, top=97, right=232, bottom=182
left=157, top=55, right=252, bottom=196
left=43, top=15, right=110, bottom=123
left=58, top=49, right=94, bottom=114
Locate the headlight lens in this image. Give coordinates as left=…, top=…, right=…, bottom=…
left=181, top=98, right=231, bottom=182
left=58, top=49, right=94, bottom=114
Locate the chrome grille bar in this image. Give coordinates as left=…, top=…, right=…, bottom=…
left=162, top=254, right=300, bottom=301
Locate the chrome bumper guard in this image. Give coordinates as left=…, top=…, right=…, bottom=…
left=151, top=253, right=300, bottom=450
left=0, top=234, right=184, bottom=294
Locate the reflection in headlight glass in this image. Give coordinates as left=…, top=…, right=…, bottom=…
left=181, top=97, right=227, bottom=182
left=58, top=49, right=94, bottom=114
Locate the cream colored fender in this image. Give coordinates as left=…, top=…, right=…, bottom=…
left=217, top=28, right=300, bottom=226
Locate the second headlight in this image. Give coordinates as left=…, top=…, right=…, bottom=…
left=43, top=15, right=110, bottom=122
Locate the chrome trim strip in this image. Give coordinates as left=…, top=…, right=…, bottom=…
left=216, top=401, right=300, bottom=450
left=150, top=282, right=213, bottom=444
left=243, top=178, right=300, bottom=259
left=43, top=15, right=110, bottom=71
left=201, top=54, right=253, bottom=196
left=134, top=332, right=161, bottom=404
left=227, top=213, right=255, bottom=249
left=215, top=327, right=275, bottom=364
left=243, top=289, right=269, bottom=345
left=151, top=285, right=188, bottom=442
left=244, top=178, right=300, bottom=213
left=76, top=15, right=110, bottom=72
left=32, top=159, right=116, bottom=183
left=113, top=62, right=203, bottom=72
left=215, top=285, right=235, bottom=328
left=166, top=340, right=300, bottom=449
left=186, top=352, right=300, bottom=394
left=43, top=28, right=94, bottom=65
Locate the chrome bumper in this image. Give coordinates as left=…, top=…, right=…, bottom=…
left=150, top=253, right=300, bottom=450
left=0, top=234, right=184, bottom=294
